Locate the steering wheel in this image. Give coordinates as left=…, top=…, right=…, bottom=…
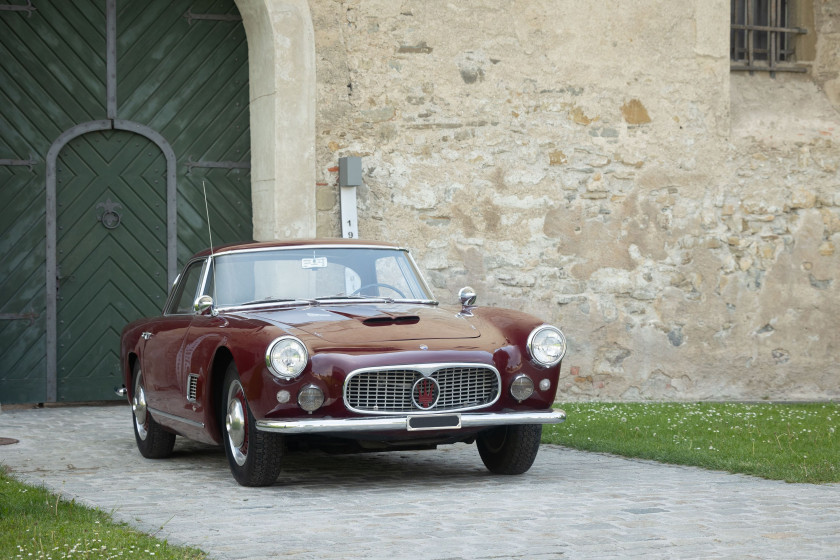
left=350, top=283, right=406, bottom=298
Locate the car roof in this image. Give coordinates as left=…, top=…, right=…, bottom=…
left=191, top=238, right=403, bottom=259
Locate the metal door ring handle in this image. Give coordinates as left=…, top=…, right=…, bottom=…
left=95, top=198, right=123, bottom=229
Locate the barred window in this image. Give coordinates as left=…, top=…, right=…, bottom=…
left=730, top=0, right=807, bottom=74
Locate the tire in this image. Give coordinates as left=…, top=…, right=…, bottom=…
left=132, top=365, right=176, bottom=459
left=476, top=424, right=543, bottom=475
left=221, top=362, right=284, bottom=486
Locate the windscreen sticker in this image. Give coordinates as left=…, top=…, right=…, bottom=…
left=301, top=257, right=328, bottom=269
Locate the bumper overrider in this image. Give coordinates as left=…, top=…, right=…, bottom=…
left=255, top=409, right=566, bottom=434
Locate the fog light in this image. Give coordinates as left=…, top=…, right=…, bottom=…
left=539, top=379, right=551, bottom=392
left=510, top=375, right=534, bottom=402
left=298, top=385, right=324, bottom=413
left=277, top=390, right=290, bottom=404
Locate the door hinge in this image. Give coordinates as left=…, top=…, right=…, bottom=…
left=0, top=153, right=37, bottom=171
left=183, top=8, right=241, bottom=25
left=0, top=1, right=36, bottom=18
left=185, top=157, right=250, bottom=175
left=0, top=312, right=39, bottom=325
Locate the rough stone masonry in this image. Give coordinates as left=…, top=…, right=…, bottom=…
left=307, top=0, right=840, bottom=401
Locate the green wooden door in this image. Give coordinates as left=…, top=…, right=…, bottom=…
left=1, top=0, right=251, bottom=404
left=0, top=163, right=47, bottom=403
left=1, top=0, right=107, bottom=403
left=115, top=0, right=252, bottom=266
left=55, top=131, right=167, bottom=401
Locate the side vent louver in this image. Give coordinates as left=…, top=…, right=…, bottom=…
left=186, top=374, right=199, bottom=403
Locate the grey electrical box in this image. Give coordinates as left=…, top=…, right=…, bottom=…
left=339, top=156, right=362, bottom=187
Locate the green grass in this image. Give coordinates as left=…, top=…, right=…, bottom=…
left=544, top=402, right=839, bottom=483
left=0, top=468, right=206, bottom=560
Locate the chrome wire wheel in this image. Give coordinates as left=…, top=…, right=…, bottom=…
left=133, top=369, right=149, bottom=441
left=225, top=380, right=249, bottom=467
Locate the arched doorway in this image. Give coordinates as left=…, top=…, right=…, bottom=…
left=52, top=129, right=169, bottom=401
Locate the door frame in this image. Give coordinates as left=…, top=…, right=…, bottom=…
left=45, top=119, right=177, bottom=402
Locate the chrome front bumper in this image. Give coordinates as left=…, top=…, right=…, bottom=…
left=255, top=409, right=566, bottom=435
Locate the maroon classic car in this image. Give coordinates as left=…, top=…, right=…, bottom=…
left=120, top=239, right=567, bottom=486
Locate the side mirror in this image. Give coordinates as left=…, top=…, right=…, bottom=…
left=194, top=295, right=216, bottom=316
left=458, top=286, right=477, bottom=307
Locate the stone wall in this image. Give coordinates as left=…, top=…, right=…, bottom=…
left=309, top=0, right=840, bottom=401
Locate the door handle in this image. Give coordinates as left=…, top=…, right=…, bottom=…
left=141, top=332, right=153, bottom=340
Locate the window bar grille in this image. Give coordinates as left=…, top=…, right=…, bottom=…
left=730, top=0, right=807, bottom=75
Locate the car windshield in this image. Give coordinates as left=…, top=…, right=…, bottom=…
left=205, top=247, right=435, bottom=308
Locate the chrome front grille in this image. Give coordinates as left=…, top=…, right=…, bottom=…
left=344, top=363, right=501, bottom=414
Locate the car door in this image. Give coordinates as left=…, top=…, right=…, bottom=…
left=142, top=258, right=208, bottom=415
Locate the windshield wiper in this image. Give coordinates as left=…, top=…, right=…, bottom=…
left=239, top=297, right=317, bottom=306
left=392, top=298, right=439, bottom=305
left=315, top=295, right=396, bottom=303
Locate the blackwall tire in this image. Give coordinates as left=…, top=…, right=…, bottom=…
left=221, top=362, right=284, bottom=487
left=132, top=365, right=176, bottom=459
left=476, top=424, right=542, bottom=475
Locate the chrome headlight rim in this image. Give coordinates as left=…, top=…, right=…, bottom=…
left=265, top=336, right=309, bottom=380
left=526, top=325, right=567, bottom=368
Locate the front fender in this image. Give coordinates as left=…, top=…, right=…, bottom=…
left=205, top=323, right=309, bottom=436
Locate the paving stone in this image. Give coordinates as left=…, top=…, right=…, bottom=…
left=1, top=405, right=839, bottom=559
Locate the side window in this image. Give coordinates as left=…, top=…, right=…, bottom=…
left=169, top=261, right=206, bottom=314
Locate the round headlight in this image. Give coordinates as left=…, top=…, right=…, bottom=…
left=527, top=325, right=567, bottom=367
left=266, top=336, right=308, bottom=379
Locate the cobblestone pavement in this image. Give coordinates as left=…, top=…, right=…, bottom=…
left=1, top=405, right=839, bottom=559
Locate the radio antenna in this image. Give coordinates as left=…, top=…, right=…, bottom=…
left=202, top=180, right=219, bottom=314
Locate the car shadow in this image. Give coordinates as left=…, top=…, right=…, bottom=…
left=167, top=438, right=493, bottom=488
left=273, top=449, right=489, bottom=487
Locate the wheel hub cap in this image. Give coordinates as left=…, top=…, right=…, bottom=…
left=226, top=398, right=246, bottom=448
left=132, top=386, right=147, bottom=425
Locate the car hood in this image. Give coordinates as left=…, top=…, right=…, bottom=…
left=249, top=303, right=481, bottom=343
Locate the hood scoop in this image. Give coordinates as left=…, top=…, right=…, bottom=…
left=363, top=316, right=420, bottom=327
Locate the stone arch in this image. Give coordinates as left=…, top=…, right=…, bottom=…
left=235, top=0, right=316, bottom=240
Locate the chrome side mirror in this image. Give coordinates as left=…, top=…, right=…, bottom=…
left=458, top=286, right=477, bottom=307
left=194, top=295, right=217, bottom=316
